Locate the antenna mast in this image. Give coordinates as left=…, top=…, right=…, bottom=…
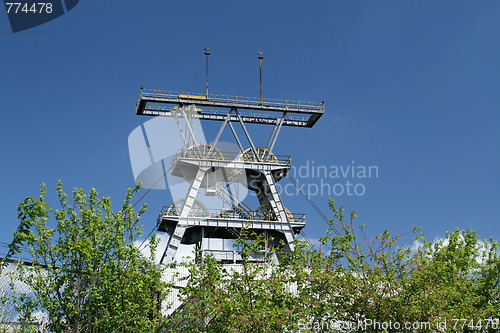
left=258, top=52, right=264, bottom=104
left=204, top=48, right=210, bottom=98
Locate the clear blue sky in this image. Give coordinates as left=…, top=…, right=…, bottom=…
left=1, top=1, right=499, bottom=257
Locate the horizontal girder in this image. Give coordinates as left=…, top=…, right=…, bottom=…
left=136, top=89, right=324, bottom=127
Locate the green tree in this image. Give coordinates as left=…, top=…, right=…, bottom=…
left=166, top=228, right=303, bottom=333
left=300, top=200, right=500, bottom=332
left=168, top=199, right=500, bottom=332
left=3, top=181, right=167, bottom=333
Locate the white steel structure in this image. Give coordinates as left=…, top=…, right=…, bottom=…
left=136, top=89, right=324, bottom=264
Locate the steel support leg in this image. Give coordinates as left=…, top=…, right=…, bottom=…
left=160, top=167, right=208, bottom=264
left=262, top=171, right=295, bottom=251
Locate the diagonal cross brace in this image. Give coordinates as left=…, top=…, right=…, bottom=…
left=160, top=167, right=208, bottom=265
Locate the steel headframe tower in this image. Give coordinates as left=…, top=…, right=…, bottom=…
left=136, top=88, right=325, bottom=264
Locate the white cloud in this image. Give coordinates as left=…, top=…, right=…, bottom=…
left=409, top=239, right=425, bottom=254
left=408, top=234, right=497, bottom=265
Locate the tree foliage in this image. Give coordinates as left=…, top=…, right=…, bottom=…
left=3, top=181, right=167, bottom=333
left=168, top=199, right=500, bottom=333
left=4, top=183, right=499, bottom=332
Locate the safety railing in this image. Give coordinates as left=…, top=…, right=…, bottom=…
left=173, top=148, right=292, bottom=166
left=158, top=206, right=306, bottom=224
left=140, top=89, right=324, bottom=112
left=201, top=250, right=266, bottom=262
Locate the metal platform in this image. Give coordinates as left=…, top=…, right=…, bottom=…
left=136, top=89, right=324, bottom=127
left=172, top=149, right=291, bottom=175
left=157, top=216, right=305, bottom=238
left=157, top=208, right=306, bottom=228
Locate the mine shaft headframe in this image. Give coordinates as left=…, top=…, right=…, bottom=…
left=136, top=88, right=325, bottom=128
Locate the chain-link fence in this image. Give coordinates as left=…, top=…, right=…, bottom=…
left=1, top=259, right=252, bottom=332
left=0, top=260, right=238, bottom=332
left=0, top=260, right=46, bottom=333
left=0, top=259, right=186, bottom=332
